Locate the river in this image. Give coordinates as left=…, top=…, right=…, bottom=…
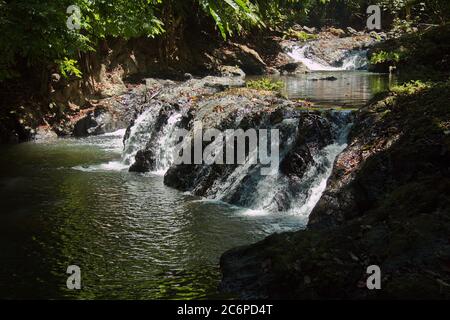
left=0, top=70, right=393, bottom=299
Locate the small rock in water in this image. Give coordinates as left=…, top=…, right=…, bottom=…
left=310, top=76, right=338, bottom=81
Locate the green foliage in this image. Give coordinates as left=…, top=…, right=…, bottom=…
left=390, top=80, right=431, bottom=95
left=203, top=0, right=263, bottom=39
left=56, top=58, right=83, bottom=79
left=0, top=0, right=309, bottom=81
left=283, top=29, right=318, bottom=41
left=0, top=0, right=448, bottom=82
left=378, top=0, right=450, bottom=25
left=246, top=77, right=284, bottom=92
left=370, top=50, right=402, bottom=65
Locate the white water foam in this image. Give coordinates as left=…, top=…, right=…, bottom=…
left=152, top=112, right=183, bottom=174
left=287, top=45, right=368, bottom=71
left=72, top=161, right=129, bottom=172
left=71, top=129, right=128, bottom=172
left=122, top=106, right=163, bottom=166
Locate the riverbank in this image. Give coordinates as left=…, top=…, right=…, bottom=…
left=0, top=27, right=384, bottom=145
left=218, top=24, right=450, bottom=299
left=219, top=79, right=450, bottom=299
left=2, top=18, right=449, bottom=300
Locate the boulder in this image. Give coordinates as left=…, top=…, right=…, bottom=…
left=279, top=62, right=309, bottom=74
left=73, top=107, right=124, bottom=137
left=346, top=27, right=358, bottom=35
left=225, top=43, right=267, bottom=75
left=328, top=27, right=346, bottom=38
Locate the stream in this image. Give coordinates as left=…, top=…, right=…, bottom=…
left=0, top=67, right=393, bottom=299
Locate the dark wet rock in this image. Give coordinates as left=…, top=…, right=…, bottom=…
left=279, top=62, right=309, bottom=75
left=163, top=105, right=339, bottom=211
left=216, top=43, right=267, bottom=75
left=123, top=75, right=346, bottom=212
left=183, top=73, right=194, bottom=80
left=310, top=76, right=338, bottom=81
left=280, top=146, right=313, bottom=178
left=220, top=83, right=450, bottom=299
left=126, top=76, right=246, bottom=173
left=280, top=113, right=334, bottom=178
left=73, top=107, right=125, bottom=137
left=129, top=149, right=156, bottom=172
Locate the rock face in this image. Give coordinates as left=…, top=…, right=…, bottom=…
left=216, top=43, right=268, bottom=75
left=220, top=83, right=450, bottom=299
left=71, top=91, right=140, bottom=137
left=278, top=62, right=309, bottom=75
left=279, top=31, right=377, bottom=72
left=123, top=75, right=351, bottom=212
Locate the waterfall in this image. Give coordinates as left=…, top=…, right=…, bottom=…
left=122, top=104, right=352, bottom=217
left=120, top=77, right=353, bottom=218
left=121, top=103, right=184, bottom=174
left=151, top=112, right=183, bottom=175
left=208, top=118, right=300, bottom=211
left=287, top=44, right=368, bottom=71
left=216, top=112, right=352, bottom=217
left=286, top=112, right=352, bottom=217
left=122, top=105, right=164, bottom=166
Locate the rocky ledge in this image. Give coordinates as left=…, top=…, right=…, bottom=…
left=220, top=82, right=450, bottom=299
left=124, top=75, right=351, bottom=212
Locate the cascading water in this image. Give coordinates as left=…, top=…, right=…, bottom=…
left=213, top=112, right=352, bottom=217
left=287, top=44, right=368, bottom=71
left=151, top=112, right=183, bottom=174
left=286, top=111, right=352, bottom=217
left=122, top=105, right=164, bottom=165
left=122, top=96, right=352, bottom=218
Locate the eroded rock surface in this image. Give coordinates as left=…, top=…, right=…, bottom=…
left=123, top=76, right=350, bottom=212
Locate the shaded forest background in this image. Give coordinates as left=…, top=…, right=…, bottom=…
left=1, top=0, right=449, bottom=84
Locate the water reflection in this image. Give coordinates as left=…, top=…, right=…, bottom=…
left=0, top=136, right=304, bottom=299
left=0, top=71, right=394, bottom=299
left=252, top=71, right=395, bottom=107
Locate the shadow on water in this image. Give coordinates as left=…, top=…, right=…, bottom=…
left=0, top=136, right=302, bottom=299
left=0, top=71, right=393, bottom=299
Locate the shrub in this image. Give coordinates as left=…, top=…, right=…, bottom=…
left=246, top=78, right=285, bottom=92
